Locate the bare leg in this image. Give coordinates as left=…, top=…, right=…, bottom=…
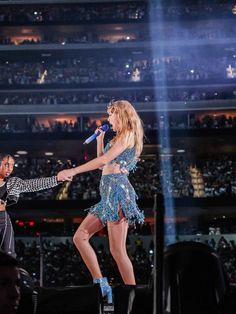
left=73, top=214, right=104, bottom=278
left=107, top=210, right=135, bottom=285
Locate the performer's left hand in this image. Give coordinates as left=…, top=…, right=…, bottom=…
left=57, top=169, right=74, bottom=182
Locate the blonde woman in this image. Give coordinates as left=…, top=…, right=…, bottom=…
left=58, top=100, right=145, bottom=303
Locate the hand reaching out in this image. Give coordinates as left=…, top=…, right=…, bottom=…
left=57, top=169, right=75, bottom=182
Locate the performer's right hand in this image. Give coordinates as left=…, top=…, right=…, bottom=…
left=57, top=170, right=73, bottom=182
left=95, top=126, right=105, bottom=141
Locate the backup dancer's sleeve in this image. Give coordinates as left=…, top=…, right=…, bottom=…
left=7, top=176, right=58, bottom=194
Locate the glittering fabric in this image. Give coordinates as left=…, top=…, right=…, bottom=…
left=103, top=142, right=138, bottom=172
left=6, top=176, right=58, bottom=205
left=87, top=173, right=144, bottom=225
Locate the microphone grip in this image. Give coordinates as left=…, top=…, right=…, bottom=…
left=83, top=130, right=101, bottom=145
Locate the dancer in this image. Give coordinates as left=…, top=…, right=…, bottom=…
left=58, top=100, right=145, bottom=303
left=0, top=153, right=67, bottom=257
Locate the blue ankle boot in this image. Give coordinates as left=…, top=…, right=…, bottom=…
left=93, top=277, right=113, bottom=304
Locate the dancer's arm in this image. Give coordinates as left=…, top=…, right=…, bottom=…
left=7, top=175, right=60, bottom=193
left=58, top=140, right=127, bottom=180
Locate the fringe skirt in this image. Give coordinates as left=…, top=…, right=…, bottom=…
left=87, top=173, right=144, bottom=225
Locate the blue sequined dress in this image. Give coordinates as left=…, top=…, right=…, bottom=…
left=87, top=142, right=145, bottom=225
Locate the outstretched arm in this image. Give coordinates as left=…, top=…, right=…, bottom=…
left=58, top=140, right=127, bottom=180
left=7, top=175, right=60, bottom=194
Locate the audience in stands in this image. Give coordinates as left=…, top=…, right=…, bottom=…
left=0, top=55, right=234, bottom=87
left=6, top=155, right=236, bottom=200
left=13, top=234, right=236, bottom=288
left=2, top=88, right=236, bottom=107
left=0, top=1, right=234, bottom=26
left=15, top=237, right=152, bottom=286
left=1, top=112, right=236, bottom=134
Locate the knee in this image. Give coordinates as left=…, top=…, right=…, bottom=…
left=110, top=246, right=123, bottom=262
left=73, top=228, right=89, bottom=247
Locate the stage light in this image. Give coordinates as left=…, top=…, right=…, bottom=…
left=16, top=150, right=28, bottom=155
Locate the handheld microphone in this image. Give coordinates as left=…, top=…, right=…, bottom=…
left=83, top=124, right=109, bottom=145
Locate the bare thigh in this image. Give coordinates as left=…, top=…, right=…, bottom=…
left=74, top=214, right=104, bottom=240
left=107, top=204, right=129, bottom=254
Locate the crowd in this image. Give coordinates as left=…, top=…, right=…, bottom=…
left=0, top=2, right=146, bottom=24
left=1, top=112, right=236, bottom=134
left=8, top=154, right=236, bottom=200
left=0, top=1, right=234, bottom=26
left=212, top=237, right=236, bottom=284
left=1, top=0, right=236, bottom=302
left=1, top=87, right=236, bottom=107
left=15, top=237, right=153, bottom=286
left=12, top=235, right=236, bottom=288
left=1, top=18, right=236, bottom=46
left=0, top=54, right=235, bottom=87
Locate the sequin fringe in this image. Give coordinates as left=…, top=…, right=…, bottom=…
left=86, top=173, right=145, bottom=226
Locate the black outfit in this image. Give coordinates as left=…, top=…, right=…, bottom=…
left=0, top=176, right=58, bottom=257
left=0, top=183, right=14, bottom=256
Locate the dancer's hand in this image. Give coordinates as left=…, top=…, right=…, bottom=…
left=57, top=169, right=74, bottom=182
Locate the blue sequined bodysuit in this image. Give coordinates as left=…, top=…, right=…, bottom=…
left=87, top=142, right=145, bottom=225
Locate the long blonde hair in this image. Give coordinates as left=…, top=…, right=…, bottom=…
left=107, top=100, right=144, bottom=157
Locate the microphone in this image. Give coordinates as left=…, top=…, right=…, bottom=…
left=83, top=124, right=109, bottom=145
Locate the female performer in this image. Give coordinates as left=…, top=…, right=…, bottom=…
left=58, top=100, right=145, bottom=303
left=0, top=153, right=66, bottom=258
